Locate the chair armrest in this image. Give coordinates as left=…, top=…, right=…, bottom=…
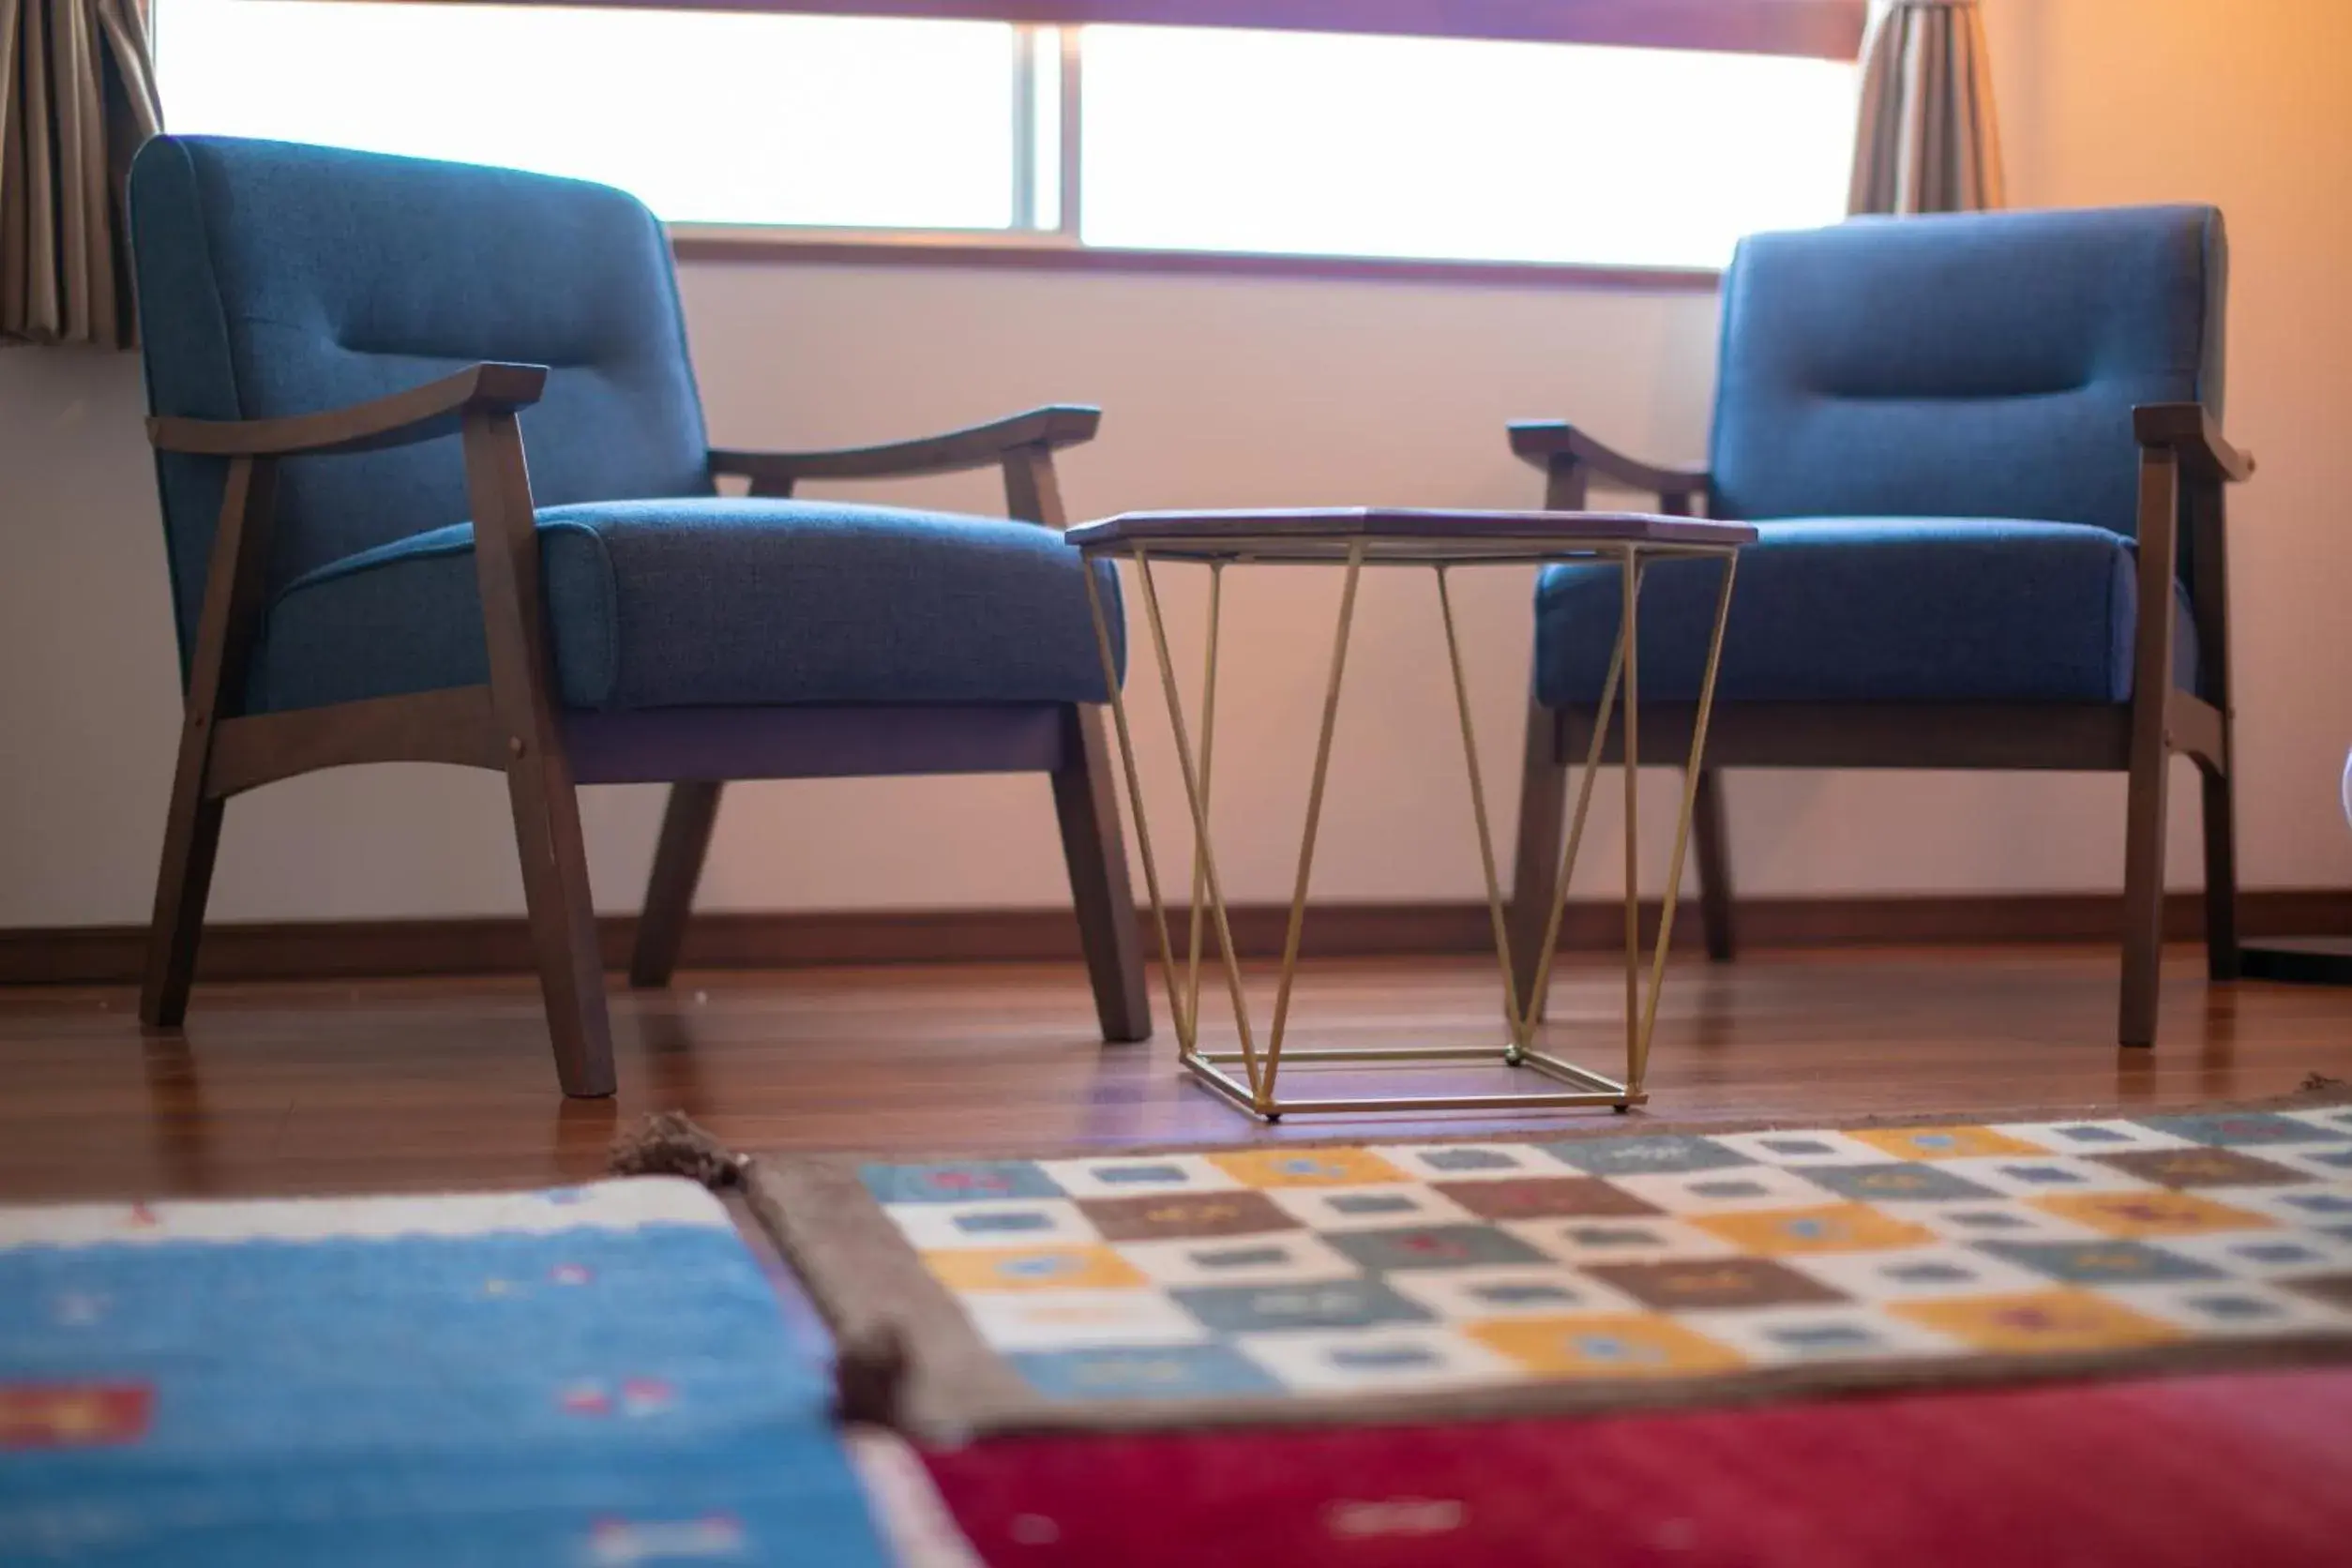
left=146, top=363, right=550, bottom=458
left=1507, top=420, right=1709, bottom=499
left=710, top=404, right=1101, bottom=486
left=2134, top=403, right=2254, bottom=483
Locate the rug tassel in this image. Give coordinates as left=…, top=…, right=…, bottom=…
left=834, top=1324, right=911, bottom=1429
left=608, top=1111, right=749, bottom=1190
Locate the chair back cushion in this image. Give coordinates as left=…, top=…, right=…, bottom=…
left=1708, top=205, right=2226, bottom=540
left=129, top=136, right=712, bottom=674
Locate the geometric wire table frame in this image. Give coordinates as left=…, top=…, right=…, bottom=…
left=1070, top=508, right=1749, bottom=1122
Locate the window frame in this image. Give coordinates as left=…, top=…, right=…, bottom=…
left=662, top=223, right=1729, bottom=293
left=498, top=0, right=1866, bottom=61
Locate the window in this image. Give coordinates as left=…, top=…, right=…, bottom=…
left=154, top=0, right=1026, bottom=229
left=153, top=1, right=1859, bottom=272
left=1079, top=27, right=1855, bottom=268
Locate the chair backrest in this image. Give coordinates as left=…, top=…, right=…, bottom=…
left=129, top=136, right=713, bottom=674
left=1708, top=204, right=2227, bottom=542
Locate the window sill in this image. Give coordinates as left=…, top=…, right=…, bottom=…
left=666, top=227, right=1722, bottom=294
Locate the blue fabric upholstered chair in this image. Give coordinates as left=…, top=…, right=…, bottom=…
left=128, top=136, right=1149, bottom=1096
left=1505, top=206, right=2250, bottom=1048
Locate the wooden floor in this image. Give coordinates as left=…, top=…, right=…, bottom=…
left=4, top=946, right=2350, bottom=1204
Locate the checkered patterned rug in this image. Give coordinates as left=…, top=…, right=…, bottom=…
left=752, top=1101, right=2352, bottom=1437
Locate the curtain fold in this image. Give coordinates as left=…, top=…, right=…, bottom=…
left=2, top=0, right=161, bottom=349
left=1847, top=0, right=2004, bottom=215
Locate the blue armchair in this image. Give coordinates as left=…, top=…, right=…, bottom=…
left=128, top=136, right=1150, bottom=1096
left=1506, top=206, right=2249, bottom=1047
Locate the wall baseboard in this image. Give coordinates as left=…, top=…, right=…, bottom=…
left=4, top=891, right=2349, bottom=988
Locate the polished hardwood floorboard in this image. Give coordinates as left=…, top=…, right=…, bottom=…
left=4, top=946, right=2350, bottom=1203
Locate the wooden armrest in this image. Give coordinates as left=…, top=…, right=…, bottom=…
left=1507, top=420, right=1709, bottom=497
left=709, top=404, right=1101, bottom=485
left=147, top=363, right=550, bottom=458
left=2134, top=403, right=2254, bottom=483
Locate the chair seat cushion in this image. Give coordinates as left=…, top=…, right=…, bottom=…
left=249, top=497, right=1123, bottom=714
left=1534, top=518, right=2197, bottom=707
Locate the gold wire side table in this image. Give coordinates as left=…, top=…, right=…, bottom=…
left=1065, top=507, right=1756, bottom=1123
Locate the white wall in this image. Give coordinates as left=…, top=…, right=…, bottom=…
left=2, top=0, right=2346, bottom=929
left=1981, top=0, right=2352, bottom=890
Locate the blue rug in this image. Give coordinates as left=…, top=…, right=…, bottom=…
left=0, top=1179, right=895, bottom=1566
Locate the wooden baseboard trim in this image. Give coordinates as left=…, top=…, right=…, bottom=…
left=4, top=891, right=2349, bottom=988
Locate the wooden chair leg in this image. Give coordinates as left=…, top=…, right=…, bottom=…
left=140, top=741, right=224, bottom=1028
left=1052, top=704, right=1152, bottom=1043
left=2119, top=445, right=2180, bottom=1049
left=142, top=455, right=279, bottom=1030
left=1692, top=768, right=1737, bottom=963
left=1508, top=698, right=1569, bottom=1024
left=2200, top=757, right=2240, bottom=981
left=466, top=406, right=615, bottom=1097
left=505, top=733, right=614, bottom=1097
left=2184, top=467, right=2239, bottom=984
left=2118, top=739, right=2170, bottom=1048
left=630, top=781, right=722, bottom=989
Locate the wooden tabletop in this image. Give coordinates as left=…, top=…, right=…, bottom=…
left=1065, top=506, right=1756, bottom=564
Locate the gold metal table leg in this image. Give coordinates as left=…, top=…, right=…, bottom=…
left=1258, top=541, right=1368, bottom=1114
left=1631, top=551, right=1740, bottom=1090
left=1080, top=561, right=1190, bottom=1051
left=1621, top=546, right=1643, bottom=1098
left=1525, top=606, right=1628, bottom=1031
left=1129, top=547, right=1264, bottom=1101
left=1433, top=565, right=1530, bottom=1058
left=1183, top=564, right=1226, bottom=1061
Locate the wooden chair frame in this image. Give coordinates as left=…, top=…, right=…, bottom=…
left=1504, top=403, right=2253, bottom=1048
left=140, top=361, right=1151, bottom=1095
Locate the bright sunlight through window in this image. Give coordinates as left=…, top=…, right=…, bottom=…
left=154, top=3, right=1858, bottom=268
left=1081, top=27, right=1858, bottom=268
left=154, top=0, right=1021, bottom=230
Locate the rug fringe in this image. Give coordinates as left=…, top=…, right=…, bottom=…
left=608, top=1111, right=748, bottom=1189
left=835, top=1324, right=912, bottom=1429
left=755, top=1081, right=2352, bottom=1171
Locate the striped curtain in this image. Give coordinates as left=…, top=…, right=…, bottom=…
left=1847, top=0, right=2005, bottom=215
left=1, top=0, right=163, bottom=349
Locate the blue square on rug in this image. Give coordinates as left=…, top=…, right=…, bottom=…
left=1978, top=1240, right=2229, bottom=1285
left=1171, top=1279, right=1435, bottom=1334
left=2136, top=1112, right=2329, bottom=1146
left=1539, top=1135, right=1756, bottom=1176
left=1326, top=1225, right=1552, bottom=1273
left=1008, top=1343, right=1285, bottom=1402
left=1801, top=1164, right=2003, bottom=1202
left=859, top=1160, right=1065, bottom=1204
